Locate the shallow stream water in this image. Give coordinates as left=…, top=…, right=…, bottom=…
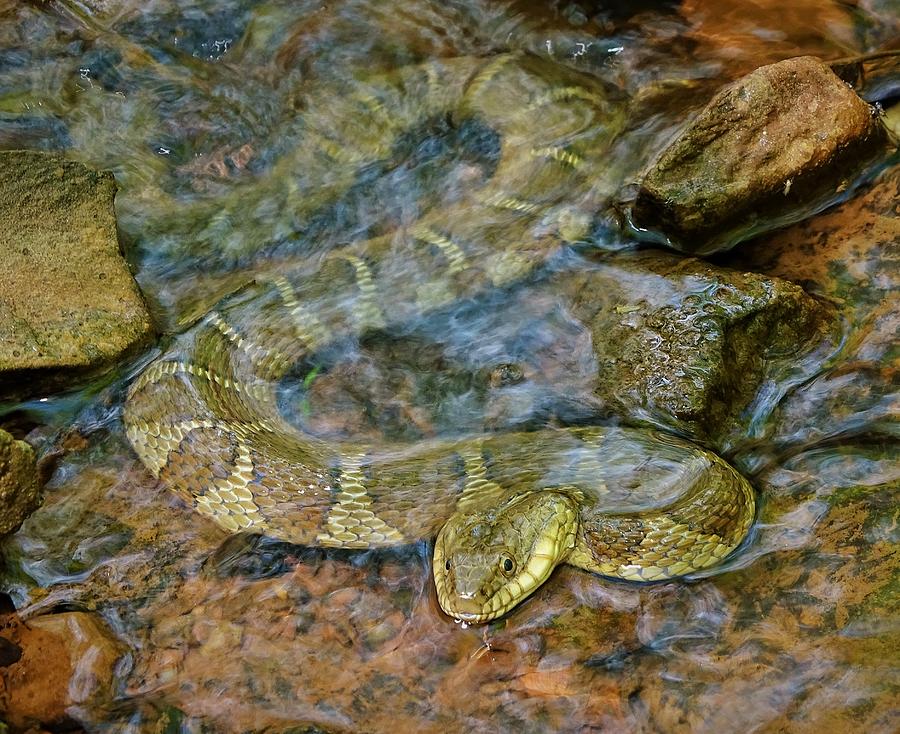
left=1, top=1, right=898, bottom=732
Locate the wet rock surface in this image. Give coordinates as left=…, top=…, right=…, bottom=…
left=557, top=251, right=834, bottom=445
left=632, top=56, right=892, bottom=254
left=0, top=609, right=124, bottom=731
left=0, top=151, right=153, bottom=396
left=0, top=429, right=40, bottom=537
left=731, top=161, right=900, bottom=458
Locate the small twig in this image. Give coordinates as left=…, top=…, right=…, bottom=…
left=827, top=49, right=900, bottom=68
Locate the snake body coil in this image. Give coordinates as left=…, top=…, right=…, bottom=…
left=125, top=54, right=755, bottom=622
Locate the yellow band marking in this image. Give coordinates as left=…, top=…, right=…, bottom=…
left=423, top=61, right=443, bottom=112
left=349, top=89, right=401, bottom=148
left=483, top=192, right=542, bottom=214
left=529, top=146, right=583, bottom=169
left=340, top=254, right=386, bottom=330
left=130, top=360, right=272, bottom=410
left=270, top=276, right=330, bottom=349
left=411, top=225, right=469, bottom=274
left=457, top=445, right=504, bottom=510
left=464, top=54, right=517, bottom=101
left=208, top=311, right=290, bottom=380
left=316, top=454, right=404, bottom=546
left=126, top=418, right=218, bottom=476
left=207, top=439, right=262, bottom=521
left=526, top=85, right=605, bottom=112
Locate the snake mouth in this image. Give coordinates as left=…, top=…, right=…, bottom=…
left=433, top=577, right=523, bottom=624
left=441, top=601, right=515, bottom=625
left=436, top=581, right=551, bottom=624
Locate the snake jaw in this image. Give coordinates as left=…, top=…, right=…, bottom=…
left=433, top=490, right=580, bottom=623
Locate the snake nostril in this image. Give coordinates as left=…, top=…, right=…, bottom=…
left=445, top=559, right=451, bottom=571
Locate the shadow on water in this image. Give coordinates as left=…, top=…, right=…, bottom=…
left=0, top=0, right=898, bottom=731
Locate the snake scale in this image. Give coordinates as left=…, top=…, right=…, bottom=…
left=125, top=53, right=756, bottom=623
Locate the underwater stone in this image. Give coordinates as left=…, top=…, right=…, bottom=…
left=0, top=428, right=40, bottom=537
left=632, top=55, right=892, bottom=254
left=558, top=251, right=835, bottom=444
left=0, top=150, right=153, bottom=396
left=0, top=610, right=124, bottom=729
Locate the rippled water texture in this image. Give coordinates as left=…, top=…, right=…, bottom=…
left=1, top=1, right=898, bottom=732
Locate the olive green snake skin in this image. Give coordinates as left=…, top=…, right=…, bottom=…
left=124, top=53, right=756, bottom=623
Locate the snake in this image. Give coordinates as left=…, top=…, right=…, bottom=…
left=124, top=53, right=756, bottom=623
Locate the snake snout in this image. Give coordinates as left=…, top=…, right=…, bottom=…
left=432, top=490, right=581, bottom=623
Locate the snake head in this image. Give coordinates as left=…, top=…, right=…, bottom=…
left=433, top=490, right=580, bottom=623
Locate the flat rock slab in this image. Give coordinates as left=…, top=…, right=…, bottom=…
left=0, top=150, right=153, bottom=395
left=632, top=55, right=891, bottom=254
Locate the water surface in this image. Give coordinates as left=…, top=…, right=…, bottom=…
left=1, top=1, right=897, bottom=731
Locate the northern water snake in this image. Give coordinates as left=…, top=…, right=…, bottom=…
left=124, top=53, right=756, bottom=623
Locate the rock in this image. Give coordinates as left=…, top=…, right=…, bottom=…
left=632, top=56, right=892, bottom=254
left=554, top=251, right=834, bottom=444
left=0, top=610, right=124, bottom=731
left=728, top=161, right=900, bottom=457
left=0, top=150, right=153, bottom=396
left=0, top=429, right=41, bottom=537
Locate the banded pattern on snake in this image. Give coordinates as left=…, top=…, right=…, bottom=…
left=125, top=53, right=756, bottom=623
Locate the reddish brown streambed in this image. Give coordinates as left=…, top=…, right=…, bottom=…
left=0, top=1, right=898, bottom=732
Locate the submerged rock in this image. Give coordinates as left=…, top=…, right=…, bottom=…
left=730, top=161, right=900, bottom=457
left=0, top=609, right=124, bottom=731
left=0, top=150, right=153, bottom=397
left=0, top=428, right=40, bottom=537
left=557, top=251, right=834, bottom=444
left=632, top=56, right=892, bottom=254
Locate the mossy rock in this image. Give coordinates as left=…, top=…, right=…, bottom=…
left=0, top=429, right=40, bottom=537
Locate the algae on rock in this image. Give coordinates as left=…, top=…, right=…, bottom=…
left=0, top=429, right=40, bottom=537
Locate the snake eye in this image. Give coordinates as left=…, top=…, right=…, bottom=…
left=445, top=559, right=451, bottom=571
left=500, top=554, right=515, bottom=576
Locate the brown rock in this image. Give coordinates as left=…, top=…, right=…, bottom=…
left=0, top=611, right=124, bottom=731
left=632, top=56, right=892, bottom=254
left=551, top=250, right=835, bottom=444
left=0, top=150, right=153, bottom=396
left=0, top=428, right=41, bottom=537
